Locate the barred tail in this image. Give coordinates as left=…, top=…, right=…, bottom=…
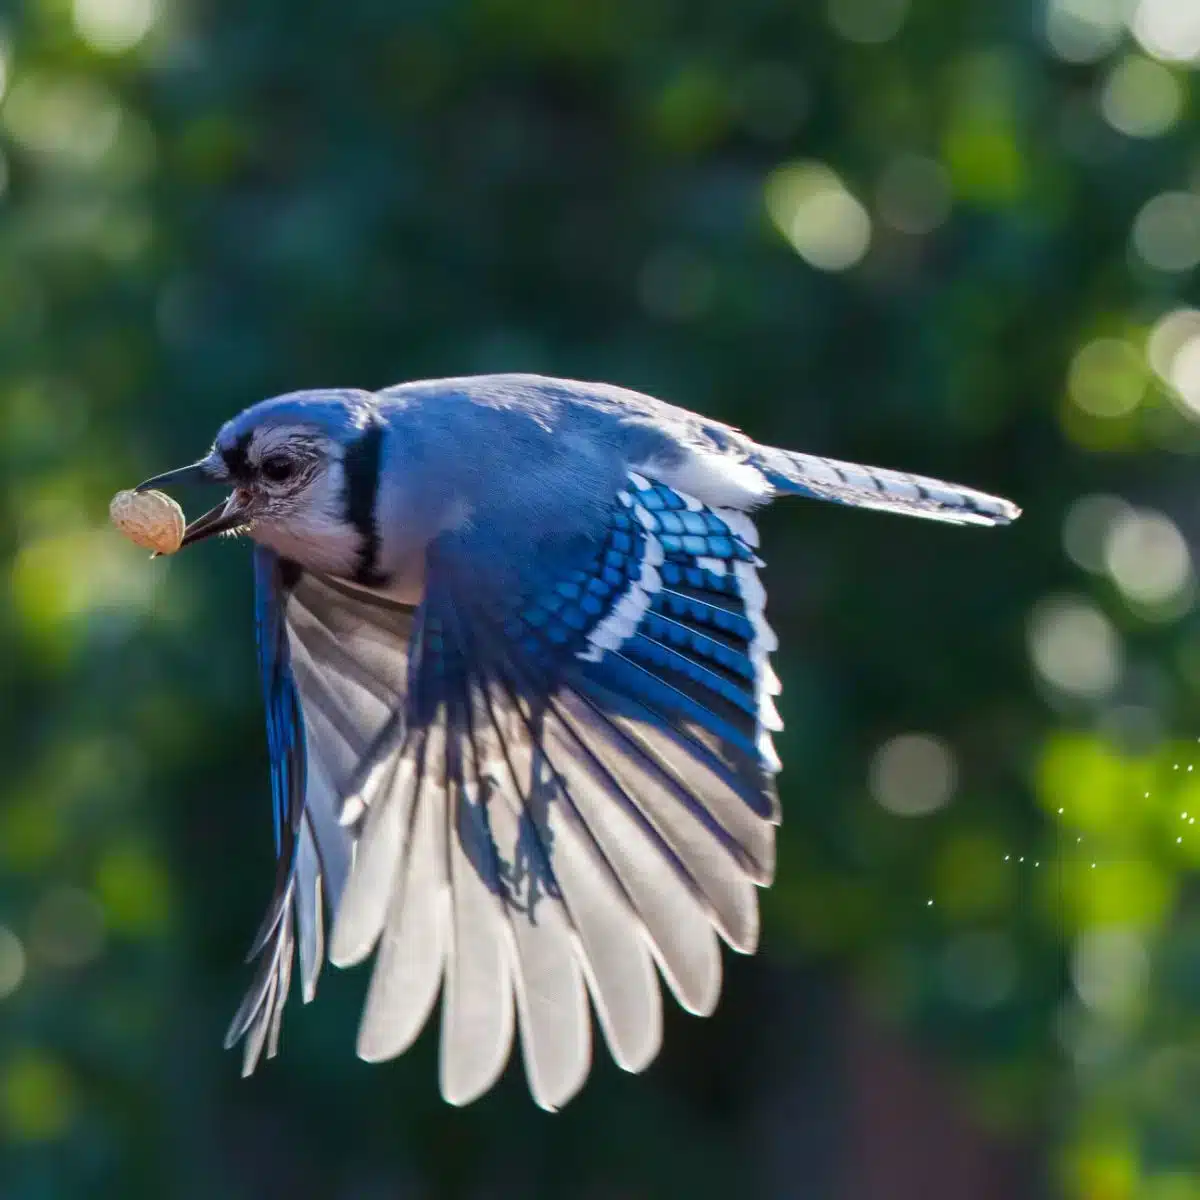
left=751, top=446, right=1020, bottom=527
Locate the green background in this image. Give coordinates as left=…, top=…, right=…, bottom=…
left=1, top=0, right=1199, bottom=1195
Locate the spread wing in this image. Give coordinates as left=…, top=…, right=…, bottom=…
left=319, top=472, right=782, bottom=1110
left=225, top=549, right=398, bottom=1073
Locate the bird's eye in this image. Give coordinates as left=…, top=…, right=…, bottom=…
left=260, top=455, right=295, bottom=483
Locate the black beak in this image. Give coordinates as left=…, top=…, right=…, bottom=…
left=178, top=493, right=254, bottom=548
left=134, top=458, right=253, bottom=549
left=134, top=460, right=218, bottom=493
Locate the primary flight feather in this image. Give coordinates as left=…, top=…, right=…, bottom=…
left=136, top=373, right=1019, bottom=1110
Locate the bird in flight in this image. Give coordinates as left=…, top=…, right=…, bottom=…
left=136, top=374, right=1019, bottom=1110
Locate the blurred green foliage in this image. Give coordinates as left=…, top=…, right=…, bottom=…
left=0, top=0, right=1199, bottom=1195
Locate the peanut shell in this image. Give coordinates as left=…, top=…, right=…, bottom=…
left=110, top=489, right=185, bottom=555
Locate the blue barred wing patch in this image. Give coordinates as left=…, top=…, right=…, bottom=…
left=503, top=473, right=782, bottom=793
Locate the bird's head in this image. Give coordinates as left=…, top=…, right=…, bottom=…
left=138, top=389, right=386, bottom=578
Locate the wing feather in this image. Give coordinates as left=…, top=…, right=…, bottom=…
left=356, top=725, right=449, bottom=1063
left=459, top=617, right=664, bottom=1077
left=477, top=700, right=590, bottom=1111
left=438, top=654, right=516, bottom=1105
left=294, top=818, right=324, bottom=1003
left=440, top=779, right=516, bottom=1103
left=551, top=688, right=760, bottom=954
left=240, top=472, right=780, bottom=1105
left=328, top=751, right=410, bottom=968
left=535, top=704, right=722, bottom=1017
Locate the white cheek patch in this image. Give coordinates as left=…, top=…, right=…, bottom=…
left=299, top=459, right=361, bottom=560
left=251, top=454, right=364, bottom=577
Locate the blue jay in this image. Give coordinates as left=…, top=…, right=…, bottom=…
left=137, top=374, right=1019, bottom=1110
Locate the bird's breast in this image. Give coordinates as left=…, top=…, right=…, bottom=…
left=250, top=517, right=363, bottom=579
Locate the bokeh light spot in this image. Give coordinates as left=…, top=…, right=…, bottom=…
left=0, top=926, right=27, bottom=1000
left=825, top=0, right=909, bottom=45
left=1148, top=309, right=1200, bottom=418
left=1104, top=507, right=1192, bottom=609
left=1042, top=0, right=1128, bottom=63
left=1148, top=308, right=1200, bottom=380
left=1132, top=192, right=1200, bottom=273
left=1170, top=337, right=1200, bottom=418
left=1036, top=732, right=1140, bottom=832
left=1068, top=337, right=1147, bottom=418
left=869, top=733, right=957, bottom=816
left=1072, top=928, right=1149, bottom=1020
left=72, top=0, right=160, bottom=55
left=1100, top=55, right=1183, bottom=139
left=1130, top=0, right=1200, bottom=65
left=1029, top=597, right=1122, bottom=698
left=2, top=74, right=121, bottom=166
left=765, top=160, right=871, bottom=271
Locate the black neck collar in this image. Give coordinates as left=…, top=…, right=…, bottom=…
left=342, top=415, right=387, bottom=586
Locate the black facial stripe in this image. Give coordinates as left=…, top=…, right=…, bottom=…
left=342, top=416, right=386, bottom=586
left=220, top=432, right=254, bottom=479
